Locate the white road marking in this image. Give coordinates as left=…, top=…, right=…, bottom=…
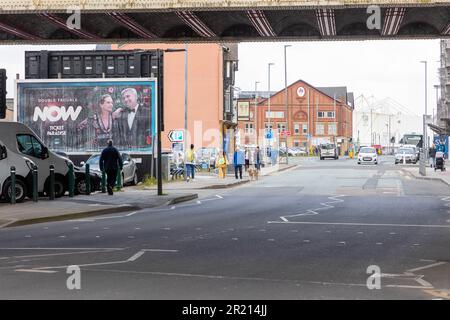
left=127, top=251, right=145, bottom=262
left=232, top=238, right=239, bottom=241
left=303, top=240, right=310, bottom=243
left=0, top=249, right=124, bottom=260
left=281, top=195, right=346, bottom=220
left=24, top=235, right=31, bottom=238
left=339, top=241, right=346, bottom=245
left=415, top=277, right=433, bottom=288
left=126, top=211, right=137, bottom=217
left=267, top=239, right=275, bottom=242
left=31, top=249, right=178, bottom=270
left=267, top=221, right=450, bottom=228
left=58, top=236, right=66, bottom=238
left=134, top=227, right=141, bottom=230
left=15, top=269, right=58, bottom=274
left=385, top=285, right=433, bottom=289
left=407, top=262, right=447, bottom=273
left=389, top=232, right=396, bottom=235
left=196, top=201, right=202, bottom=204
left=376, top=243, right=383, bottom=245
left=73, top=227, right=79, bottom=230
left=0, top=247, right=125, bottom=250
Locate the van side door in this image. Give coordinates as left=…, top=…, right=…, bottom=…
left=0, top=144, right=8, bottom=192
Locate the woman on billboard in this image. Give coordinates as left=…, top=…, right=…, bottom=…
left=78, top=94, right=119, bottom=149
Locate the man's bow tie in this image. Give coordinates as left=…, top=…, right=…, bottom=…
left=128, top=108, right=136, bottom=113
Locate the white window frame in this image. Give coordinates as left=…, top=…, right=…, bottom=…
left=328, top=123, right=337, bottom=135
left=277, top=122, right=286, bottom=134
left=316, top=123, right=325, bottom=135
left=294, top=123, right=300, bottom=134
left=302, top=123, right=308, bottom=134
left=245, top=123, right=254, bottom=134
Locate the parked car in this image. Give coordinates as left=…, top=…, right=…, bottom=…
left=53, top=150, right=69, bottom=158
left=401, top=144, right=420, bottom=162
left=395, top=148, right=417, bottom=164
left=319, top=143, right=339, bottom=160
left=80, top=152, right=138, bottom=186
left=357, top=147, right=378, bottom=165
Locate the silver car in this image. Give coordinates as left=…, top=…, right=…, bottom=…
left=81, top=152, right=138, bottom=186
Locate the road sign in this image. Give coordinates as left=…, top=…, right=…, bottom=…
left=168, top=130, right=184, bottom=142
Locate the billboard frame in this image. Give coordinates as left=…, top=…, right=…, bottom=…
left=14, top=77, right=158, bottom=155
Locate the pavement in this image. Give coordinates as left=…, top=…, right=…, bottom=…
left=400, top=165, right=450, bottom=187
left=1, top=156, right=450, bottom=299
left=0, top=163, right=297, bottom=229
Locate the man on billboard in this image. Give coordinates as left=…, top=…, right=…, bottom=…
left=115, top=88, right=151, bottom=149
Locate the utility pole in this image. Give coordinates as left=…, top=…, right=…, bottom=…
left=370, top=108, right=373, bottom=146
left=184, top=43, right=188, bottom=181
left=284, top=45, right=291, bottom=163
left=333, top=93, right=336, bottom=144
left=267, top=63, right=274, bottom=158
left=307, top=89, right=310, bottom=153
left=254, top=81, right=260, bottom=145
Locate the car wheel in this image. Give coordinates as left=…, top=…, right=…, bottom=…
left=320, top=157, right=323, bottom=160
left=131, top=171, right=138, bottom=186
left=357, top=162, right=361, bottom=165
left=54, top=178, right=66, bottom=198
left=375, top=162, right=378, bottom=165
left=3, top=179, right=27, bottom=203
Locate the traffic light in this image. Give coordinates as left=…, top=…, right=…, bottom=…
left=390, top=136, right=395, bottom=143
left=0, top=69, right=6, bottom=119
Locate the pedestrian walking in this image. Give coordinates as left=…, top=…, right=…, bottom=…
left=244, top=147, right=250, bottom=171
left=185, top=144, right=196, bottom=182
left=233, top=146, right=245, bottom=179
left=215, top=151, right=228, bottom=179
left=429, top=143, right=436, bottom=168
left=99, top=139, right=123, bottom=196
left=254, top=146, right=262, bottom=171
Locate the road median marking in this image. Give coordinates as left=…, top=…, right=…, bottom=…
left=267, top=221, right=450, bottom=228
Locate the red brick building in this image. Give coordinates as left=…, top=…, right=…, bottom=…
left=237, top=80, right=354, bottom=154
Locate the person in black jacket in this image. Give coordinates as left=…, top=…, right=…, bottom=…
left=99, top=140, right=123, bottom=195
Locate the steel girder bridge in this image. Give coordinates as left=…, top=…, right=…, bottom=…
left=0, top=1, right=449, bottom=44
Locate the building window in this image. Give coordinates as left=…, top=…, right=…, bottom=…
left=265, top=111, right=284, bottom=119
left=316, top=123, right=325, bottom=135
left=294, top=123, right=300, bottom=134
left=328, top=123, right=337, bottom=135
left=264, top=123, right=273, bottom=134
left=245, top=123, right=254, bottom=134
left=302, top=124, right=308, bottom=134
left=277, top=123, right=286, bottom=133
left=225, top=87, right=231, bottom=112
left=294, top=140, right=300, bottom=147
left=317, top=111, right=335, bottom=118
left=226, top=61, right=231, bottom=78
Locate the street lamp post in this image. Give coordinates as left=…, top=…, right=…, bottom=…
left=268, top=63, right=275, bottom=134
left=434, top=84, right=439, bottom=125
left=254, top=81, right=260, bottom=145
left=420, top=60, right=428, bottom=176
left=156, top=48, right=186, bottom=195
left=284, top=45, right=291, bottom=164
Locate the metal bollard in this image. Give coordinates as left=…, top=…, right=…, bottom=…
left=49, top=165, right=55, bottom=200
left=32, top=164, right=38, bottom=202
left=10, top=166, right=16, bottom=205
left=101, top=170, right=106, bottom=193
left=68, top=163, right=75, bottom=197
left=116, top=169, right=122, bottom=191
left=85, top=163, right=91, bottom=195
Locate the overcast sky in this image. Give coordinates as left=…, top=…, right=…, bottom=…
left=1, top=40, right=441, bottom=116
left=235, top=40, right=441, bottom=117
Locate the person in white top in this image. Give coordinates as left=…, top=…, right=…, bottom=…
left=244, top=147, right=250, bottom=171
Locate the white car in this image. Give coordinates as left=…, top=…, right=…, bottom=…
left=358, top=147, right=378, bottom=165
left=395, top=148, right=417, bottom=164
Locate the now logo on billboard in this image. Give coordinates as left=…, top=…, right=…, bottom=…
left=33, top=106, right=83, bottom=122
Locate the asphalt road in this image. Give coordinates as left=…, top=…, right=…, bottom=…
left=0, top=155, right=449, bottom=300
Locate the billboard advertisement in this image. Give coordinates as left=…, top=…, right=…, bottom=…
left=15, top=78, right=157, bottom=153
